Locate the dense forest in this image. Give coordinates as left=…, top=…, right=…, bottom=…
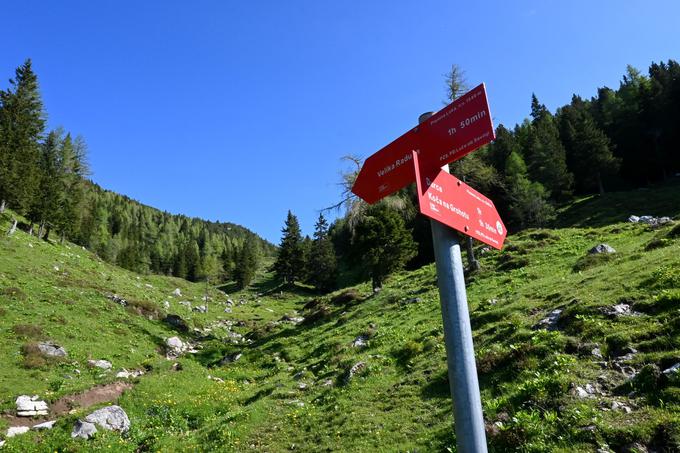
left=2, top=58, right=679, bottom=293
left=0, top=60, right=273, bottom=287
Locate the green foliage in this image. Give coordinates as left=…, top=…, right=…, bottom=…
left=273, top=210, right=305, bottom=284
left=235, top=237, right=260, bottom=289
left=306, top=213, right=338, bottom=292
left=350, top=203, right=416, bottom=289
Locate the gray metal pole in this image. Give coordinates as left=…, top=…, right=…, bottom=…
left=419, top=112, right=487, bottom=453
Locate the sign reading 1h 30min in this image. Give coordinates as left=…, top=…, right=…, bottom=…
left=351, top=83, right=495, bottom=205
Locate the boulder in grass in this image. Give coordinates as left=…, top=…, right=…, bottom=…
left=7, top=426, right=30, bottom=437
left=88, top=359, right=112, bottom=370
left=84, top=405, right=130, bottom=433
left=32, top=420, right=56, bottom=430
left=588, top=244, right=616, bottom=255
left=37, top=341, right=67, bottom=358
left=172, top=288, right=182, bottom=297
left=71, top=420, right=98, bottom=439
left=16, top=395, right=48, bottom=416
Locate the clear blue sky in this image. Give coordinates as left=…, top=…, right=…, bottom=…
left=1, top=1, right=678, bottom=243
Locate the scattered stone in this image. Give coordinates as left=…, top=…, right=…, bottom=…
left=588, top=244, right=616, bottom=255
left=32, top=420, right=56, bottom=430
left=162, top=301, right=170, bottom=310
left=37, top=341, right=67, bottom=358
left=16, top=395, right=49, bottom=416
left=321, top=379, right=334, bottom=387
left=224, top=307, right=232, bottom=313
left=193, top=305, right=207, bottom=313
left=628, top=215, right=673, bottom=227
left=592, top=347, right=603, bottom=359
left=533, top=309, right=563, bottom=331
left=6, top=426, right=30, bottom=437
left=106, top=293, right=128, bottom=307
left=352, top=335, right=369, bottom=348
left=573, top=383, right=604, bottom=399
left=345, top=361, right=367, bottom=383
left=601, top=304, right=639, bottom=318
left=220, top=352, right=242, bottom=365
left=166, top=336, right=187, bottom=359
left=298, top=382, right=308, bottom=390
left=172, top=288, right=182, bottom=297
left=178, top=300, right=192, bottom=309
left=281, top=314, right=304, bottom=324
left=71, top=420, right=98, bottom=439
left=88, top=359, right=112, bottom=370
left=201, top=295, right=211, bottom=301
left=226, top=299, right=234, bottom=306
left=84, top=405, right=130, bottom=433
left=662, top=363, right=680, bottom=375
left=116, top=369, right=144, bottom=379
left=145, top=283, right=153, bottom=288
left=53, top=265, right=60, bottom=272
left=611, top=401, right=632, bottom=413
left=171, top=362, right=182, bottom=372
left=208, top=375, right=224, bottom=383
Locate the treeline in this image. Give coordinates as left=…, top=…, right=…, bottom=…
left=275, top=60, right=680, bottom=291
left=75, top=182, right=273, bottom=284
left=0, top=59, right=273, bottom=285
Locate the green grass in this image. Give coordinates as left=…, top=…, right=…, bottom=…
left=1, top=181, right=680, bottom=451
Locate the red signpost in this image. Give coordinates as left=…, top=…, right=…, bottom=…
left=351, top=83, right=502, bottom=453
left=413, top=151, right=506, bottom=250
left=352, top=83, right=495, bottom=204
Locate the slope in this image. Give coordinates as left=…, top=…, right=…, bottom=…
left=0, top=181, right=679, bottom=452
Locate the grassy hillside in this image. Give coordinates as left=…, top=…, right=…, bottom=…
left=1, top=181, right=679, bottom=452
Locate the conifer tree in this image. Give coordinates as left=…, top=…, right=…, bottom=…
left=504, top=151, right=554, bottom=228
left=351, top=203, right=416, bottom=290
left=526, top=94, right=574, bottom=200
left=235, top=237, right=259, bottom=289
left=307, top=213, right=337, bottom=292
left=274, top=211, right=305, bottom=284
left=0, top=59, right=45, bottom=214
left=29, top=130, right=61, bottom=237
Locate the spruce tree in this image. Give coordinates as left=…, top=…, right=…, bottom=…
left=526, top=94, right=574, bottom=200
left=504, top=151, right=554, bottom=228
left=351, top=203, right=416, bottom=290
left=30, top=130, right=61, bottom=236
left=0, top=59, right=46, bottom=214
left=307, top=213, right=337, bottom=292
left=235, top=237, right=259, bottom=289
left=274, top=211, right=305, bottom=284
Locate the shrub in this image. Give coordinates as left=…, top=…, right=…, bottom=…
left=20, top=342, right=47, bottom=369
left=573, top=253, right=614, bottom=272
left=11, top=324, right=45, bottom=339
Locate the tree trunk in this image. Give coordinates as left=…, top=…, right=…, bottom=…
left=60, top=231, right=66, bottom=244
left=28, top=224, right=34, bottom=236
left=44, top=225, right=51, bottom=242
left=37, top=220, right=45, bottom=239
left=0, top=199, right=5, bottom=214
left=597, top=172, right=605, bottom=196
left=6, top=218, right=17, bottom=236
left=465, top=236, right=481, bottom=272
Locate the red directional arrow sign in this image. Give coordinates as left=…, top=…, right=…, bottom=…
left=413, top=151, right=507, bottom=250
left=352, top=83, right=495, bottom=204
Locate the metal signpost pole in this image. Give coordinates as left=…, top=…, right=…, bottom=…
left=419, top=113, right=487, bottom=453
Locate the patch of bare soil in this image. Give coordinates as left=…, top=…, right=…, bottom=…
left=2, top=381, right=132, bottom=428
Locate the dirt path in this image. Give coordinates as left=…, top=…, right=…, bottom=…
left=2, top=381, right=133, bottom=428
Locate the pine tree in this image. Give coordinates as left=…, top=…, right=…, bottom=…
left=526, top=94, right=574, bottom=200
left=351, top=204, right=416, bottom=290
left=273, top=211, right=305, bottom=284
left=235, top=237, right=259, bottom=289
left=307, top=213, right=337, bottom=292
left=0, top=59, right=46, bottom=214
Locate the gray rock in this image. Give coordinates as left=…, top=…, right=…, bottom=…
left=592, top=347, right=603, bottom=359
left=106, top=293, right=128, bottom=307
left=663, top=363, right=680, bottom=375
left=166, top=336, right=186, bottom=358
left=533, top=309, right=563, bottom=331
left=16, top=395, right=48, bottom=416
left=352, top=335, right=369, bottom=348
left=116, top=369, right=144, bottom=379
left=193, top=305, right=207, bottom=313
left=220, top=352, right=242, bottom=365
left=84, top=405, right=130, bottom=433
left=172, top=288, right=182, bottom=297
left=601, top=303, right=639, bottom=317
left=37, top=341, right=67, bottom=357
left=32, top=420, right=56, bottom=430
left=345, top=361, right=367, bottom=383
left=71, top=420, right=98, bottom=439
left=611, top=401, right=632, bottom=413
left=574, top=386, right=591, bottom=399
left=88, top=359, right=112, bottom=370
left=162, top=300, right=170, bottom=310
left=178, top=300, right=191, bottom=309
left=6, top=426, right=30, bottom=437
left=588, top=244, right=616, bottom=254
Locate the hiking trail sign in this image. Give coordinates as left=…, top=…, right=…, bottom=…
left=413, top=151, right=506, bottom=249
left=351, top=83, right=495, bottom=204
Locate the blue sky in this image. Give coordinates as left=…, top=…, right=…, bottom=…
left=1, top=1, right=678, bottom=243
